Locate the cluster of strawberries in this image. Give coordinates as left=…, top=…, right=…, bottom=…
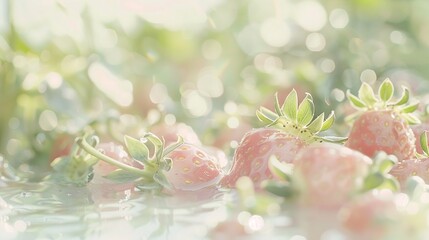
left=50, top=79, right=429, bottom=238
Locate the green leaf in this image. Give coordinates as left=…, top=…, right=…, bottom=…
left=256, top=107, right=278, bottom=125
left=135, top=182, right=163, bottom=191
left=124, top=135, right=150, bottom=163
left=392, top=87, right=409, bottom=106
left=268, top=155, right=293, bottom=182
left=400, top=102, right=419, bottom=113
left=262, top=180, right=296, bottom=198
left=375, top=154, right=397, bottom=174
left=401, top=114, right=421, bottom=125
left=274, top=93, right=284, bottom=116
left=358, top=82, right=378, bottom=107
left=153, top=171, right=172, bottom=189
left=318, top=136, right=348, bottom=143
left=282, top=89, right=298, bottom=121
left=163, top=137, right=184, bottom=157
left=307, top=112, right=324, bottom=133
left=296, top=94, right=314, bottom=126
left=347, top=90, right=367, bottom=109
left=379, top=176, right=399, bottom=191
left=362, top=172, right=384, bottom=192
left=320, top=111, right=335, bottom=132
left=420, top=131, right=429, bottom=156
left=378, top=79, right=394, bottom=102
left=144, top=132, right=164, bottom=161
left=104, top=169, right=143, bottom=183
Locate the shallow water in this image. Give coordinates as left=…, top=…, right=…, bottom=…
left=0, top=180, right=229, bottom=240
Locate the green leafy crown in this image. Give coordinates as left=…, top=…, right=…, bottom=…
left=346, top=78, right=421, bottom=124
left=256, top=89, right=345, bottom=143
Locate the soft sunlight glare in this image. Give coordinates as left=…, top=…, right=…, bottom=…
left=294, top=1, right=327, bottom=32
left=88, top=62, right=133, bottom=107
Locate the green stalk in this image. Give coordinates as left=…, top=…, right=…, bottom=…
left=76, top=137, right=154, bottom=179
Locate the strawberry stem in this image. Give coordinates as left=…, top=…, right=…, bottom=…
left=76, top=136, right=154, bottom=179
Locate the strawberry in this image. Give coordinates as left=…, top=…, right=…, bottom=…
left=339, top=177, right=429, bottom=240
left=411, top=123, right=429, bottom=154
left=221, top=90, right=344, bottom=188
left=49, top=133, right=75, bottom=162
left=291, top=143, right=373, bottom=209
left=339, top=190, right=401, bottom=239
left=76, top=132, right=223, bottom=193
left=389, top=132, right=429, bottom=187
left=150, top=122, right=202, bottom=146
left=150, top=121, right=229, bottom=171
left=263, top=144, right=398, bottom=209
left=344, top=78, right=420, bottom=161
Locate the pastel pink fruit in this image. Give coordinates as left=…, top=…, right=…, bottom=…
left=93, top=142, right=143, bottom=183
left=411, top=123, right=429, bottom=154
left=150, top=122, right=201, bottom=146
left=345, top=110, right=416, bottom=160
left=389, top=158, right=429, bottom=186
left=345, top=79, right=420, bottom=161
left=339, top=190, right=398, bottom=239
left=221, top=128, right=306, bottom=188
left=164, top=143, right=223, bottom=191
left=293, top=143, right=372, bottom=209
left=221, top=90, right=341, bottom=188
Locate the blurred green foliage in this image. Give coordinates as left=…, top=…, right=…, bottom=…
left=1, top=0, right=429, bottom=177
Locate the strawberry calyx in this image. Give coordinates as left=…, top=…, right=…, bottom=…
left=346, top=78, right=421, bottom=125
left=262, top=152, right=399, bottom=200
left=75, top=131, right=184, bottom=191
left=416, top=131, right=429, bottom=159
left=50, top=134, right=99, bottom=186
left=256, top=89, right=346, bottom=144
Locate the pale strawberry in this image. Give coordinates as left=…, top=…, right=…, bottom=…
left=411, top=123, right=429, bottom=154
left=293, top=143, right=372, bottom=209
left=345, top=78, right=420, bottom=161
left=150, top=122, right=201, bottom=146
left=389, top=132, right=429, bottom=186
left=345, top=110, right=416, bottom=160
left=221, top=90, right=344, bottom=188
left=263, top=144, right=398, bottom=210
left=389, top=158, right=429, bottom=187
left=221, top=128, right=306, bottom=188
left=339, top=190, right=399, bottom=239
left=163, top=143, right=222, bottom=191
left=76, top=132, right=223, bottom=193
left=340, top=178, right=429, bottom=240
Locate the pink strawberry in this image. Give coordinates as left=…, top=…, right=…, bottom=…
left=263, top=144, right=399, bottom=210
left=49, top=133, right=74, bottom=162
left=389, top=130, right=429, bottom=187
left=345, top=78, right=420, bottom=161
left=77, top=132, right=223, bottom=193
left=221, top=90, right=343, bottom=188
left=221, top=128, right=306, bottom=188
left=163, top=143, right=223, bottom=191
left=339, top=177, right=429, bottom=240
left=339, top=190, right=399, bottom=239
left=389, top=158, right=429, bottom=187
left=293, top=143, right=372, bottom=209
left=150, top=122, right=201, bottom=146
left=411, top=123, right=429, bottom=154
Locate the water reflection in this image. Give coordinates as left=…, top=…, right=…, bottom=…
left=0, top=181, right=230, bottom=240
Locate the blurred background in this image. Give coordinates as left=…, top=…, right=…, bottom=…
left=1, top=0, right=429, bottom=178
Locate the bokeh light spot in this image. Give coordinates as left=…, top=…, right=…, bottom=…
left=260, top=18, right=291, bottom=47
left=329, top=9, right=349, bottom=29
left=306, top=33, right=326, bottom=51
left=294, top=1, right=327, bottom=32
